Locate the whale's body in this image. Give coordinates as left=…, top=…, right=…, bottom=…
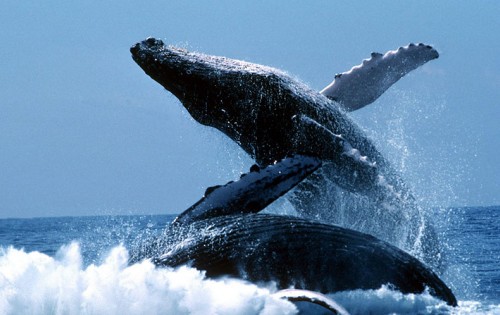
left=130, top=38, right=441, bottom=269
left=131, top=213, right=456, bottom=307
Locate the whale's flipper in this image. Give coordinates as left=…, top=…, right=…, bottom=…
left=172, top=155, right=321, bottom=225
left=274, top=289, right=350, bottom=315
left=321, top=43, right=439, bottom=112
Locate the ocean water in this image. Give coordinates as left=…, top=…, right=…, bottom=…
left=0, top=206, right=499, bottom=314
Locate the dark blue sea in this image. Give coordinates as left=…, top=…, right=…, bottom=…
left=1, top=206, right=499, bottom=314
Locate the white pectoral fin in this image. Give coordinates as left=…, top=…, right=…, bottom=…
left=321, top=43, right=439, bottom=112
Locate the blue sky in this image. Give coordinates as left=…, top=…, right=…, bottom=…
left=1, top=1, right=499, bottom=218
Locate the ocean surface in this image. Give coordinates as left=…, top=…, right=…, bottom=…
left=1, top=206, right=499, bottom=314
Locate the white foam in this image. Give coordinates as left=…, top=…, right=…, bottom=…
left=0, top=243, right=296, bottom=315
left=1, top=244, right=499, bottom=315
left=329, top=285, right=450, bottom=314
left=329, top=286, right=500, bottom=315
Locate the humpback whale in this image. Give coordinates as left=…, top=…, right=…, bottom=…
left=130, top=156, right=457, bottom=307
left=130, top=38, right=441, bottom=269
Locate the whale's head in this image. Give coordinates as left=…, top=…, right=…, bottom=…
left=131, top=38, right=224, bottom=119
left=132, top=38, right=262, bottom=151
left=131, top=37, right=302, bottom=158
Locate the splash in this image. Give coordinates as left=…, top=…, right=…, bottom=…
left=352, top=88, right=461, bottom=210
left=0, top=243, right=295, bottom=315
left=330, top=286, right=500, bottom=315
left=1, top=243, right=498, bottom=314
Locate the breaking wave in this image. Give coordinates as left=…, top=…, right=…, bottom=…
left=0, top=243, right=294, bottom=315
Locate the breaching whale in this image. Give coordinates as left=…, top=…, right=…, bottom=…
left=130, top=156, right=457, bottom=307
left=130, top=38, right=441, bottom=269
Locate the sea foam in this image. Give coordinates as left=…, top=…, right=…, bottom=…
left=1, top=243, right=497, bottom=315
left=0, top=243, right=295, bottom=315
